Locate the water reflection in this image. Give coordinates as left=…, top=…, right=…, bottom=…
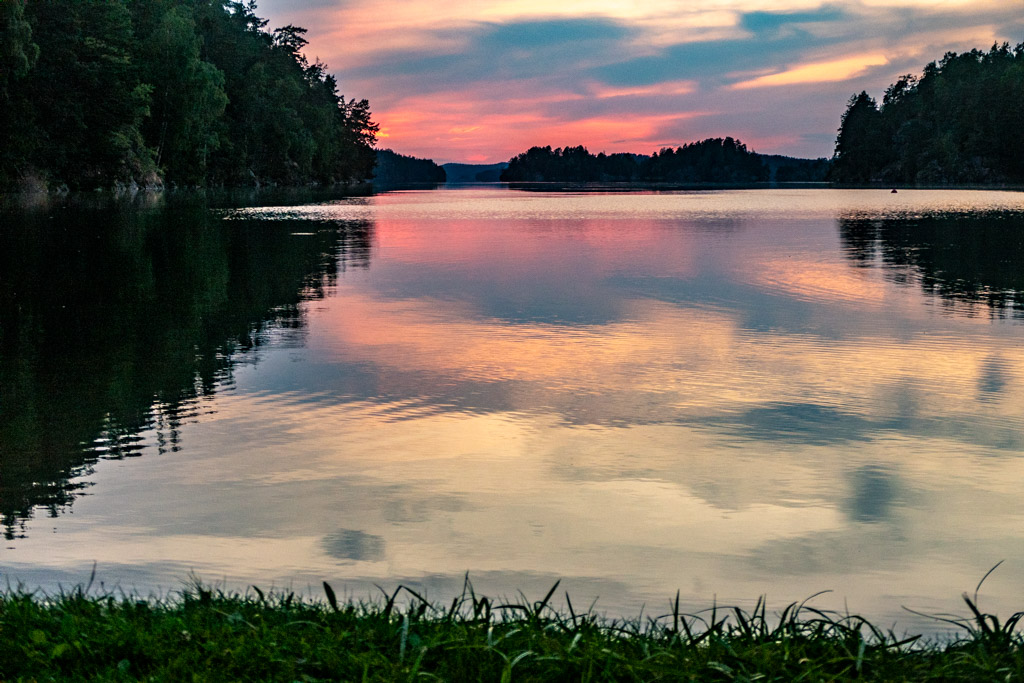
left=5, top=189, right=1024, bottom=631
left=0, top=196, right=372, bottom=538
left=843, top=465, right=901, bottom=524
left=978, top=355, right=1009, bottom=400
left=322, top=529, right=386, bottom=563
left=839, top=211, right=1024, bottom=318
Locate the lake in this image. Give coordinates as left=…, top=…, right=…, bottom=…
left=3, top=186, right=1024, bottom=632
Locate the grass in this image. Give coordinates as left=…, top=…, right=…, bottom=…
left=2, top=574, right=1023, bottom=681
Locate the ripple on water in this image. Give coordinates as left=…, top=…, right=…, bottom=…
left=8, top=188, right=1024, bottom=633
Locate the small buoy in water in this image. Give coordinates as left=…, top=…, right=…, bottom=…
left=891, top=188, right=898, bottom=193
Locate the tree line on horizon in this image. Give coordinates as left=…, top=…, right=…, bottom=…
left=831, top=43, right=1024, bottom=184
left=498, top=138, right=827, bottom=184
left=0, top=0, right=378, bottom=191
left=497, top=43, right=1024, bottom=187
left=374, top=149, right=446, bottom=185
left=2, top=2, right=1020, bottom=192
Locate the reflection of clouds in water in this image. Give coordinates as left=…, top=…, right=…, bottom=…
left=743, top=526, right=909, bottom=577
left=978, top=356, right=1009, bottom=401
left=714, top=402, right=872, bottom=446
left=13, top=190, right=1024, bottom=632
left=381, top=487, right=466, bottom=523
left=741, top=466, right=906, bottom=575
left=372, top=263, right=626, bottom=327
left=701, top=395, right=1022, bottom=453
left=322, top=529, right=386, bottom=562
left=843, top=465, right=900, bottom=524
left=837, top=211, right=1024, bottom=320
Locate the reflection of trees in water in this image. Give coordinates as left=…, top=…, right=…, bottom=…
left=0, top=197, right=372, bottom=539
left=839, top=212, right=1024, bottom=318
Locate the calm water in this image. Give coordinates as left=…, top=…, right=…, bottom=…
left=4, top=187, right=1024, bottom=630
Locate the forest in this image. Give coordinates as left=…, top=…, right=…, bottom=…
left=0, top=0, right=378, bottom=190
left=499, top=138, right=805, bottom=184
left=4, top=0, right=1020, bottom=192
left=374, top=149, right=446, bottom=186
left=831, top=43, right=1024, bottom=184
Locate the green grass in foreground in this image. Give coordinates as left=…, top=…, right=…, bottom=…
left=2, top=577, right=1023, bottom=682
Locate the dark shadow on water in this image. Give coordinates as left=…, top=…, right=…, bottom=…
left=704, top=397, right=1024, bottom=452
left=843, top=465, right=900, bottom=524
left=978, top=356, right=1009, bottom=400
left=839, top=211, right=1024, bottom=319
left=714, top=402, right=874, bottom=446
left=0, top=195, right=373, bottom=539
left=321, top=529, right=386, bottom=563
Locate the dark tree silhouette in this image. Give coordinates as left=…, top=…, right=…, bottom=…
left=831, top=43, right=1024, bottom=184
left=831, top=92, right=886, bottom=183
left=0, top=0, right=378, bottom=190
left=0, top=196, right=373, bottom=537
left=374, top=149, right=446, bottom=185
left=500, top=138, right=769, bottom=183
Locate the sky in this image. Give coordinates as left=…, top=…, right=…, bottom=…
left=254, top=0, right=1024, bottom=163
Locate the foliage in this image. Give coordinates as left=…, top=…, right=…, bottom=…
left=645, top=137, right=769, bottom=183
left=374, top=149, right=447, bottom=185
left=0, top=0, right=38, bottom=184
left=0, top=0, right=377, bottom=190
left=762, top=155, right=832, bottom=182
left=133, top=3, right=228, bottom=185
left=443, top=162, right=509, bottom=182
left=831, top=43, right=1024, bottom=184
left=500, top=138, right=770, bottom=183
left=501, top=145, right=643, bottom=182
left=12, top=0, right=154, bottom=188
left=3, top=579, right=1024, bottom=681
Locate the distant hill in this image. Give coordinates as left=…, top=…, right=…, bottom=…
left=374, top=149, right=446, bottom=185
left=442, top=163, right=509, bottom=183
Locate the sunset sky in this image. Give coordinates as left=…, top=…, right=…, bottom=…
left=254, top=0, right=1024, bottom=163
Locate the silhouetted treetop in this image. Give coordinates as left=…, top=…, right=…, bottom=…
left=374, top=149, right=446, bottom=185
left=0, top=0, right=378, bottom=190
left=831, top=43, right=1024, bottom=184
left=500, top=138, right=770, bottom=183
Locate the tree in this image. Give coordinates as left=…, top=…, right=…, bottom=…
left=831, top=92, right=886, bottom=183
left=134, top=4, right=228, bottom=184
left=1, top=0, right=378, bottom=188
left=0, top=0, right=39, bottom=186
left=831, top=43, right=1024, bottom=184
left=21, top=0, right=153, bottom=188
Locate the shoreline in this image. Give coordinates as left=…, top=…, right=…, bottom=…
left=5, top=181, right=1024, bottom=207
left=3, top=581, right=1020, bottom=680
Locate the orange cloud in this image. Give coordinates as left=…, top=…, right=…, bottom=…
left=730, top=54, right=890, bottom=89
left=369, top=85, right=711, bottom=161
left=251, top=0, right=1024, bottom=160
left=590, top=80, right=697, bottom=99
left=745, top=258, right=891, bottom=304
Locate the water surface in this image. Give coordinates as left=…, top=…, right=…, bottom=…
left=4, top=187, right=1024, bottom=630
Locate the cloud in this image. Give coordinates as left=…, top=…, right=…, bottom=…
left=740, top=6, right=848, bottom=35
left=589, top=80, right=697, bottom=99
left=485, top=17, right=630, bottom=48
left=252, top=0, right=1024, bottom=160
left=730, top=53, right=890, bottom=89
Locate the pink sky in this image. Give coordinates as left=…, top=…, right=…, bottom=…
left=255, top=0, right=1024, bottom=163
